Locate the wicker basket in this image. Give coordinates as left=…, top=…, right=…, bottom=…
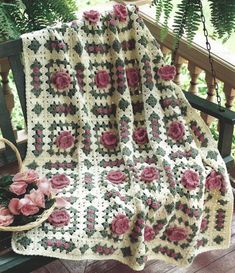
left=0, top=137, right=55, bottom=232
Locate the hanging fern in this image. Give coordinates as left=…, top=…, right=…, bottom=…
left=0, top=0, right=77, bottom=43
left=208, top=0, right=235, bottom=40
left=152, top=0, right=235, bottom=43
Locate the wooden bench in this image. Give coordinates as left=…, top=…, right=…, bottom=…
left=0, top=38, right=235, bottom=273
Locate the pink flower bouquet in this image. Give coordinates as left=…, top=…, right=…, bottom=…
left=0, top=170, right=55, bottom=231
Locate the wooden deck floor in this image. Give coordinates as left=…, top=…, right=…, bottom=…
left=31, top=213, right=235, bottom=273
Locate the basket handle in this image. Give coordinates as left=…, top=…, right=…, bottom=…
left=0, top=137, right=23, bottom=172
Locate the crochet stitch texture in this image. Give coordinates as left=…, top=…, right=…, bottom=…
left=12, top=4, right=233, bottom=270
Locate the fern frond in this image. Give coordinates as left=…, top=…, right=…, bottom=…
left=0, top=2, right=19, bottom=42
left=208, top=0, right=235, bottom=39
left=0, top=0, right=77, bottom=43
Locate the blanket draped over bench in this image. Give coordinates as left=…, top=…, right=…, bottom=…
left=12, top=4, right=233, bottom=270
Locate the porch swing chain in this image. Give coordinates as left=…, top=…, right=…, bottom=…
left=198, top=0, right=224, bottom=111
left=172, top=0, right=224, bottom=111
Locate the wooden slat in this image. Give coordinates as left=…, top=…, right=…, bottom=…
left=45, top=261, right=69, bottom=273
left=0, top=40, right=22, bottom=59
left=0, top=252, right=54, bottom=273
left=60, top=260, right=87, bottom=273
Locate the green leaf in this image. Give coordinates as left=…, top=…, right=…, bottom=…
left=0, top=175, right=13, bottom=188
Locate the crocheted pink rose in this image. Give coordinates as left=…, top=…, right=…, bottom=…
left=181, top=170, right=199, bottom=190
left=133, top=127, right=148, bottom=144
left=144, top=226, right=155, bottom=241
left=205, top=170, right=223, bottom=191
left=83, top=10, right=100, bottom=23
left=9, top=182, right=27, bottom=196
left=166, top=226, right=187, bottom=242
left=157, top=65, right=176, bottom=80
left=51, top=70, right=71, bottom=91
left=113, top=4, right=128, bottom=22
left=111, top=214, right=129, bottom=235
left=0, top=206, right=14, bottom=226
left=13, top=170, right=39, bottom=184
left=200, top=218, right=208, bottom=231
left=141, top=167, right=159, bottom=182
left=50, top=174, right=70, bottom=189
left=168, top=121, right=185, bottom=141
left=126, top=68, right=139, bottom=87
left=56, top=131, right=75, bottom=149
left=95, top=70, right=110, bottom=88
left=100, top=131, right=118, bottom=149
left=107, top=170, right=126, bottom=184
left=48, top=209, right=70, bottom=227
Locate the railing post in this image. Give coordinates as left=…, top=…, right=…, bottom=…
left=201, top=73, right=217, bottom=125
left=160, top=45, right=171, bottom=58
left=224, top=83, right=235, bottom=110
left=173, top=54, right=185, bottom=86
left=0, top=59, right=15, bottom=114
left=188, top=62, right=202, bottom=94
left=0, top=58, right=16, bottom=135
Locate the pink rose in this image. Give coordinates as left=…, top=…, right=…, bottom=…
left=133, top=127, right=148, bottom=144
left=19, top=198, right=40, bottom=216
left=168, top=121, right=185, bottom=141
left=0, top=206, right=14, bottom=226
left=50, top=174, right=70, bottom=189
left=51, top=70, right=71, bottom=91
left=100, top=131, right=118, bottom=149
left=26, top=189, right=45, bottom=208
left=126, top=68, right=140, bottom=87
left=166, top=226, right=187, bottom=242
left=200, top=218, right=208, bottom=231
left=157, top=65, right=176, bottom=80
left=141, top=167, right=159, bottom=182
left=8, top=198, right=21, bottom=215
left=113, top=4, right=128, bottom=22
left=9, top=182, right=27, bottom=196
left=144, top=226, right=155, bottom=241
left=13, top=170, right=39, bottom=184
left=56, top=131, right=75, bottom=149
left=95, top=70, right=110, bottom=88
left=111, top=214, right=129, bottom=235
left=181, top=170, right=199, bottom=190
left=205, top=170, right=223, bottom=191
left=37, top=178, right=53, bottom=197
left=48, top=209, right=70, bottom=227
left=83, top=10, right=100, bottom=23
left=56, top=197, right=70, bottom=209
left=107, top=170, right=126, bottom=184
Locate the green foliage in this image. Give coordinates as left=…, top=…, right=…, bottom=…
left=152, top=0, right=235, bottom=44
left=208, top=0, right=235, bottom=41
left=0, top=0, right=77, bottom=43
left=173, top=0, right=201, bottom=44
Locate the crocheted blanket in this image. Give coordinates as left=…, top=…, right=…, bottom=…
left=12, top=4, right=233, bottom=270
